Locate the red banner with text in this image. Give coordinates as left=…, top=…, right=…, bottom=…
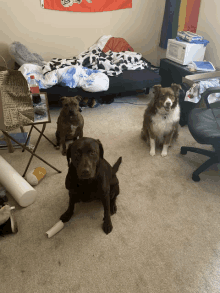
left=42, top=0, right=132, bottom=12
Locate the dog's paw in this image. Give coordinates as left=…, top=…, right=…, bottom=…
left=60, top=211, right=73, bottom=223
left=103, top=220, right=113, bottom=234
left=150, top=150, right=156, bottom=156
left=161, top=151, right=168, bottom=157
left=110, top=204, right=117, bottom=215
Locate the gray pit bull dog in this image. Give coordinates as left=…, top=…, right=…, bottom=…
left=56, top=96, right=84, bottom=156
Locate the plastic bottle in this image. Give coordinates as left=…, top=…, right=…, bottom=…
left=29, top=75, right=41, bottom=104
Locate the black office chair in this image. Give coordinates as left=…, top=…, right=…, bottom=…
left=180, top=87, right=220, bottom=182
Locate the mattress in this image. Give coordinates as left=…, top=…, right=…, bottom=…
left=41, top=68, right=161, bottom=103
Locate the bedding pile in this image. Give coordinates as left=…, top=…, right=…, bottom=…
left=42, top=48, right=148, bottom=77
left=19, top=35, right=149, bottom=92
left=19, top=64, right=110, bottom=93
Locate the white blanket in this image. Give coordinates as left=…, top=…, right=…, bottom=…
left=19, top=63, right=110, bottom=92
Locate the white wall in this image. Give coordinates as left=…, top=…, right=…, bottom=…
left=1, top=0, right=218, bottom=70
left=196, top=0, right=220, bottom=68
left=0, top=0, right=165, bottom=69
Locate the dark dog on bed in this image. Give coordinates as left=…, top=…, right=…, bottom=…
left=60, top=137, right=122, bottom=234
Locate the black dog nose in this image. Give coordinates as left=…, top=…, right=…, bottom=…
left=165, top=102, right=171, bottom=107
left=82, top=169, right=90, bottom=176
left=69, top=110, right=74, bottom=115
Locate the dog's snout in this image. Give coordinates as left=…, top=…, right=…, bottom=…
left=82, top=168, right=90, bottom=176
left=165, top=98, right=172, bottom=108
left=69, top=110, right=74, bottom=115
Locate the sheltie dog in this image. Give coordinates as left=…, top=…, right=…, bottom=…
left=141, top=83, right=181, bottom=157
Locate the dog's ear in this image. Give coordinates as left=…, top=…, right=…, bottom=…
left=152, top=84, right=161, bottom=99
left=75, top=96, right=82, bottom=102
left=60, top=96, right=67, bottom=102
left=171, top=83, right=182, bottom=96
left=153, top=84, right=162, bottom=92
left=66, top=143, right=72, bottom=167
left=96, top=139, right=104, bottom=159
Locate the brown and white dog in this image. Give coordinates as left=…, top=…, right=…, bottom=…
left=141, top=83, right=181, bottom=157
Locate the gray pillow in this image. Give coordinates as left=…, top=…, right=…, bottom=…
left=9, top=41, right=45, bottom=67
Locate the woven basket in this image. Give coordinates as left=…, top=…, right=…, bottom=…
left=0, top=56, right=34, bottom=131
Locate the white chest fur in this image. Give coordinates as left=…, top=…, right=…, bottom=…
left=151, top=105, right=180, bottom=140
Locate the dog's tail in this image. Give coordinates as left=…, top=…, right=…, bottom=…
left=112, top=157, right=122, bottom=174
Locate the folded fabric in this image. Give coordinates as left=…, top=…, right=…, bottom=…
left=177, top=31, right=204, bottom=41
left=176, top=37, right=210, bottom=46
left=176, top=31, right=209, bottom=46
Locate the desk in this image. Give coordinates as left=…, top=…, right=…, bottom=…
left=2, top=93, right=61, bottom=177
left=159, top=58, right=219, bottom=87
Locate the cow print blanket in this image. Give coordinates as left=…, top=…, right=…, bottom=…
left=42, top=47, right=149, bottom=77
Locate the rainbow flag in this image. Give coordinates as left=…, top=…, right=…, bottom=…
left=159, top=0, right=201, bottom=49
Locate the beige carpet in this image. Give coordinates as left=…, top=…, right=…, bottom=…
left=1, top=94, right=220, bottom=293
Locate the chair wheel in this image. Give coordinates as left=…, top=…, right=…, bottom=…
left=180, top=147, right=187, bottom=155
left=192, top=174, right=200, bottom=182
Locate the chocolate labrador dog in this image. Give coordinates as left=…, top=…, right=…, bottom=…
left=60, top=137, right=122, bottom=234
